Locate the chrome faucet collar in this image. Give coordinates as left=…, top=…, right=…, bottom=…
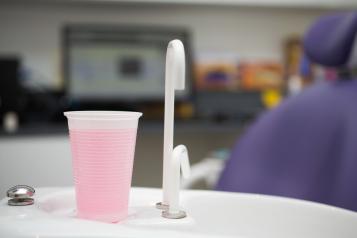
left=7, top=185, right=35, bottom=206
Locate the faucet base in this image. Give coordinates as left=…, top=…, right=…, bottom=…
left=162, top=210, right=187, bottom=219
left=155, top=202, right=169, bottom=210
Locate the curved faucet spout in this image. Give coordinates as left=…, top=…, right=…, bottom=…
left=172, top=144, right=191, bottom=180
left=162, top=144, right=190, bottom=219
left=166, top=39, right=186, bottom=90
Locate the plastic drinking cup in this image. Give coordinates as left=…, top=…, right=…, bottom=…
left=64, top=111, right=142, bottom=223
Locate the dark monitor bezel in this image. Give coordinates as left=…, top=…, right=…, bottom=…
left=62, top=24, right=193, bottom=103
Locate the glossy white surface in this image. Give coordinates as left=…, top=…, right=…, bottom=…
left=0, top=187, right=356, bottom=238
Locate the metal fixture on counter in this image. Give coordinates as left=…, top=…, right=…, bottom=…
left=7, top=185, right=35, bottom=206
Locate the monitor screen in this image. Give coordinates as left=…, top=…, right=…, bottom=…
left=63, top=25, right=191, bottom=101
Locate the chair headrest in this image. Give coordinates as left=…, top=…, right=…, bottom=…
left=303, top=12, right=357, bottom=68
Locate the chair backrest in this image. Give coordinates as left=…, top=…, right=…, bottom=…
left=304, top=12, right=357, bottom=68
left=216, top=12, right=357, bottom=212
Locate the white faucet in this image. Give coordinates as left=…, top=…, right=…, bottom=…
left=156, top=39, right=190, bottom=219
left=162, top=144, right=190, bottom=219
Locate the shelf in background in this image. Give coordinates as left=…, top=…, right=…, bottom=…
left=0, top=119, right=248, bottom=138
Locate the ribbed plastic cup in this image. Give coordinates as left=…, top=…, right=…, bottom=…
left=64, top=111, right=142, bottom=223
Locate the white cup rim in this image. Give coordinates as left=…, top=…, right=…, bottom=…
left=64, top=111, right=143, bottom=120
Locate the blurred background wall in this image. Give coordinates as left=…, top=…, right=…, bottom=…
left=0, top=3, right=327, bottom=88
left=0, top=1, right=349, bottom=196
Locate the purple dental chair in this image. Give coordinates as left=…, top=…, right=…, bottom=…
left=216, top=12, right=357, bottom=211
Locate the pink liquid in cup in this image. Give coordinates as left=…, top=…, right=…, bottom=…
left=64, top=111, right=142, bottom=223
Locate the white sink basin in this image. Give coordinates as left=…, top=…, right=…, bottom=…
left=0, top=187, right=356, bottom=238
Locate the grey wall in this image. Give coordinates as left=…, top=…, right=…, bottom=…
left=0, top=2, right=328, bottom=88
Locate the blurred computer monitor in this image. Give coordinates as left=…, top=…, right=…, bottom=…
left=0, top=57, right=21, bottom=114
left=63, top=24, right=192, bottom=102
